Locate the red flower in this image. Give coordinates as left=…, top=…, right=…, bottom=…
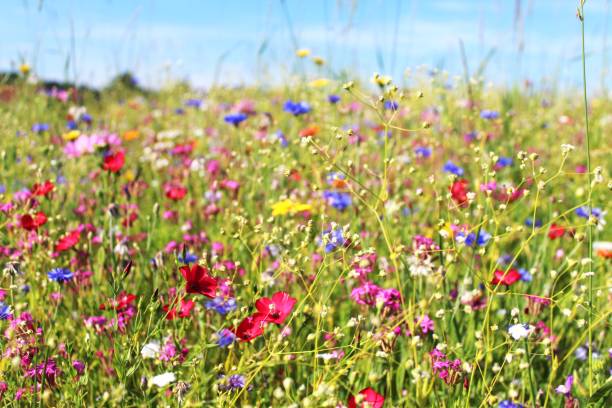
left=548, top=224, right=565, bottom=240
left=99, top=292, right=137, bottom=311
left=102, top=150, right=125, bottom=173
left=255, top=291, right=297, bottom=325
left=31, top=180, right=55, bottom=197
left=20, top=212, right=47, bottom=231
left=234, top=314, right=266, bottom=341
left=348, top=388, right=385, bottom=408
left=491, top=269, right=521, bottom=286
left=55, top=229, right=81, bottom=252
left=163, top=298, right=195, bottom=320
left=299, top=125, right=319, bottom=138
left=165, top=184, right=187, bottom=201
left=450, top=179, right=469, bottom=207
left=180, top=264, right=218, bottom=298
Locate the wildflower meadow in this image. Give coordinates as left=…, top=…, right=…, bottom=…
left=0, top=1, right=610, bottom=407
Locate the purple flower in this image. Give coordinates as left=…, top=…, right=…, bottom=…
left=419, top=315, right=435, bottom=334
left=555, top=375, right=573, bottom=395
left=276, top=130, right=288, bottom=147
left=72, top=360, right=85, bottom=375
left=480, top=110, right=500, bottom=120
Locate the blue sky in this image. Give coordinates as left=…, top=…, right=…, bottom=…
left=3, top=0, right=611, bottom=91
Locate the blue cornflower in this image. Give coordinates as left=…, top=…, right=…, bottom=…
left=175, top=108, right=185, bottom=115
left=414, top=146, right=432, bottom=158
left=227, top=374, right=246, bottom=389
left=322, top=191, right=352, bottom=211
left=283, top=100, right=311, bottom=116
left=575, top=206, right=603, bottom=219
left=319, top=227, right=346, bottom=253
left=480, top=110, right=500, bottom=120
left=442, top=160, right=464, bottom=176
left=205, top=297, right=237, bottom=316
left=47, top=268, right=73, bottom=283
left=0, top=184, right=5, bottom=194
left=498, top=400, right=523, bottom=408
left=384, top=100, right=399, bottom=110
left=496, top=157, right=513, bottom=167
left=32, top=123, right=49, bottom=133
left=525, top=217, right=542, bottom=228
left=81, top=113, right=92, bottom=123
left=276, top=130, right=288, bottom=147
left=457, top=230, right=491, bottom=247
left=216, top=329, right=236, bottom=348
left=328, top=94, right=340, bottom=104
left=0, top=302, right=12, bottom=320
left=66, top=120, right=78, bottom=130
left=224, top=113, right=248, bottom=126
left=518, top=268, right=532, bottom=282
left=185, top=98, right=202, bottom=108
left=178, top=253, right=198, bottom=264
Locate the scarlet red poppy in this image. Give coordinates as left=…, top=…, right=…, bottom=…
left=163, top=298, right=195, bottom=320
left=180, top=264, right=218, bottom=298
left=548, top=224, right=565, bottom=240
left=31, top=180, right=55, bottom=197
left=255, top=291, right=297, bottom=325
left=165, top=184, right=187, bottom=201
left=299, top=125, right=319, bottom=138
left=348, top=388, right=385, bottom=408
left=234, top=314, right=267, bottom=341
left=55, top=229, right=81, bottom=252
left=491, top=269, right=521, bottom=286
left=99, top=292, right=137, bottom=311
left=450, top=179, right=469, bottom=207
left=102, top=150, right=125, bottom=173
left=20, top=212, right=47, bottom=231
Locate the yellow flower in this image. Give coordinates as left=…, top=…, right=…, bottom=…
left=371, top=73, right=392, bottom=87
left=123, top=169, right=135, bottom=182
left=123, top=130, right=140, bottom=141
left=295, top=48, right=311, bottom=58
left=308, top=78, right=329, bottom=88
left=271, top=200, right=314, bottom=216
left=311, top=56, right=325, bottom=66
left=19, top=63, right=30, bottom=75
left=62, top=130, right=80, bottom=141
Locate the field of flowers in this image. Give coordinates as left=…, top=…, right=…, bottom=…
left=0, top=50, right=610, bottom=406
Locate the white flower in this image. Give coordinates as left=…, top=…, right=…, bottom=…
left=141, top=341, right=161, bottom=359
left=508, top=324, right=531, bottom=340
left=150, top=372, right=176, bottom=387
left=407, top=255, right=435, bottom=277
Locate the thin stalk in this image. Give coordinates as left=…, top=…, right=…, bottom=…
left=578, top=0, right=594, bottom=397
